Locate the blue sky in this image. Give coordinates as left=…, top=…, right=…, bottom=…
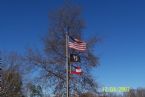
left=0, top=0, right=145, bottom=89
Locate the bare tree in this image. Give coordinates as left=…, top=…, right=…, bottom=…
left=26, top=83, right=44, bottom=97
left=26, top=2, right=99, bottom=96
left=80, top=92, right=97, bottom=97
left=123, top=88, right=145, bottom=97
left=0, top=52, right=24, bottom=97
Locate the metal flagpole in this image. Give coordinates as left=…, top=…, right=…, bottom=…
left=66, top=30, right=69, bottom=97
left=0, top=57, right=3, bottom=92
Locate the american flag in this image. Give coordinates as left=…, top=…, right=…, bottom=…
left=68, top=38, right=86, bottom=51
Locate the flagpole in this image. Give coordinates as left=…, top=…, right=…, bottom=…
left=66, top=30, right=69, bottom=97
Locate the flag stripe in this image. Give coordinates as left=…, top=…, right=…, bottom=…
left=69, top=46, right=86, bottom=49
left=69, top=42, right=86, bottom=45
left=69, top=46, right=86, bottom=50
left=69, top=44, right=86, bottom=48
left=69, top=45, right=86, bottom=49
left=70, top=71, right=81, bottom=75
left=68, top=46, right=86, bottom=50
left=69, top=44, right=86, bottom=47
left=69, top=47, right=86, bottom=50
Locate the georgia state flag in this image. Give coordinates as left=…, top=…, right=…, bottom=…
left=70, top=66, right=82, bottom=75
